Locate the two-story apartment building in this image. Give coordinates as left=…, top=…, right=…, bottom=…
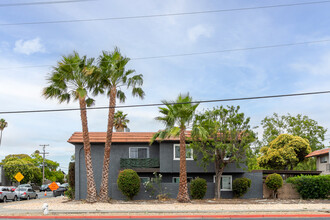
left=306, top=148, right=330, bottom=174
left=68, top=132, right=263, bottom=200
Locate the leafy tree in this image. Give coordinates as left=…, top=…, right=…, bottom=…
left=43, top=51, right=98, bottom=202
left=190, top=105, right=255, bottom=199
left=260, top=113, right=327, bottom=151
left=1, top=153, right=64, bottom=183
left=2, top=157, right=42, bottom=184
left=96, top=48, right=144, bottom=202
left=113, top=111, right=130, bottom=132
left=151, top=93, right=199, bottom=203
left=0, top=118, right=8, bottom=146
left=258, top=134, right=311, bottom=170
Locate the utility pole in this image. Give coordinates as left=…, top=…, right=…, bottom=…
left=40, top=144, right=49, bottom=185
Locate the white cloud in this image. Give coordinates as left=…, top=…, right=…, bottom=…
left=291, top=52, right=330, bottom=76
left=14, top=38, right=45, bottom=55
left=187, top=24, right=214, bottom=43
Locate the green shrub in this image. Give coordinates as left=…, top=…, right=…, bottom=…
left=286, top=175, right=330, bottom=199
left=233, top=177, right=251, bottom=198
left=190, top=177, right=207, bottom=199
left=68, top=162, right=75, bottom=189
left=65, top=186, right=75, bottom=200
left=117, top=169, right=141, bottom=200
left=265, top=173, right=283, bottom=198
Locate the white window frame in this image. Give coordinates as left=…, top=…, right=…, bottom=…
left=320, top=155, right=328, bottom=163
left=173, top=144, right=193, bottom=160
left=172, top=177, right=193, bottom=183
left=129, top=147, right=149, bottom=159
left=213, top=175, right=232, bottom=191
left=139, top=177, right=150, bottom=183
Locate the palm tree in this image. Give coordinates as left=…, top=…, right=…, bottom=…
left=150, top=94, right=199, bottom=203
left=96, top=48, right=145, bottom=202
left=42, top=51, right=98, bottom=203
left=0, top=119, right=8, bottom=146
left=113, top=111, right=130, bottom=132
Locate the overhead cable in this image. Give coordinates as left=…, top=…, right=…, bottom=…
left=0, top=90, right=329, bottom=115
left=0, top=38, right=329, bottom=70
left=1, top=0, right=330, bottom=26
left=0, top=0, right=97, bottom=7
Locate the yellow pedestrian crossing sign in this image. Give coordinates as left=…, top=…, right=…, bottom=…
left=14, top=172, right=24, bottom=182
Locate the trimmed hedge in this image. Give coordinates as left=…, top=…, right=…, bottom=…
left=190, top=177, right=207, bottom=199
left=265, top=173, right=283, bottom=198
left=117, top=169, right=141, bottom=200
left=233, top=177, right=251, bottom=198
left=286, top=175, right=330, bottom=199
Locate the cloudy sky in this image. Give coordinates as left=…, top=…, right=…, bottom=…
left=1, top=0, right=330, bottom=173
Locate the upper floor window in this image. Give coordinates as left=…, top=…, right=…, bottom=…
left=129, top=147, right=149, bottom=159
left=173, top=144, right=193, bottom=160
left=320, top=155, right=328, bottom=163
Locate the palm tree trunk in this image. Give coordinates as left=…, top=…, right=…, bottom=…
left=98, top=87, right=116, bottom=202
left=177, top=128, right=190, bottom=203
left=79, top=97, right=97, bottom=203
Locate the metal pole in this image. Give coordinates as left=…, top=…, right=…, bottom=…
left=40, top=144, right=49, bottom=185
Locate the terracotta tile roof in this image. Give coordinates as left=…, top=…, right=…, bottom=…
left=67, top=131, right=192, bottom=144
left=306, top=148, right=330, bottom=158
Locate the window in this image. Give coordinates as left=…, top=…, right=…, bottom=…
left=213, top=175, right=232, bottom=191
left=140, top=177, right=150, bottom=184
left=172, top=177, right=193, bottom=183
left=320, top=155, right=328, bottom=163
left=129, top=147, right=149, bottom=159
left=173, top=144, right=193, bottom=160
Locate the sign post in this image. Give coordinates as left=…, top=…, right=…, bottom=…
left=14, top=172, right=24, bottom=201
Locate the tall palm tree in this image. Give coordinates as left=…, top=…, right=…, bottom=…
left=43, top=51, right=98, bottom=203
left=0, top=119, right=8, bottom=146
left=150, top=94, right=199, bottom=203
left=96, top=48, right=144, bottom=202
left=113, top=111, right=130, bottom=132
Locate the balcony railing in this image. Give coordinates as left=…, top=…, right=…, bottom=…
left=120, top=158, right=160, bottom=169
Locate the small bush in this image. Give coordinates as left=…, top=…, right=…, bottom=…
left=65, top=186, right=75, bottom=200
left=117, top=169, right=141, bottom=200
left=265, top=173, right=283, bottom=198
left=68, top=162, right=75, bottom=189
left=233, top=177, right=251, bottom=198
left=190, top=177, right=207, bottom=199
left=286, top=175, right=330, bottom=199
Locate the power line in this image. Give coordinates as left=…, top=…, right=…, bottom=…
left=0, top=90, right=329, bottom=115
left=1, top=38, right=330, bottom=71
left=1, top=0, right=330, bottom=26
left=0, top=0, right=97, bottom=7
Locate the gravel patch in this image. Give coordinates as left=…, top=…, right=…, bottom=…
left=3, top=197, right=330, bottom=212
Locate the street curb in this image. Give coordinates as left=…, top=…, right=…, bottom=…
left=48, top=209, right=330, bottom=214
left=1, top=214, right=330, bottom=219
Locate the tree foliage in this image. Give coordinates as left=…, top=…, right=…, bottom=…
left=2, top=157, right=42, bottom=184
left=113, top=111, right=130, bottom=132
left=0, top=118, right=8, bottom=146
left=265, top=173, right=283, bottom=198
left=260, top=113, right=327, bottom=151
left=1, top=152, right=64, bottom=184
left=190, top=105, right=255, bottom=199
left=258, top=134, right=311, bottom=170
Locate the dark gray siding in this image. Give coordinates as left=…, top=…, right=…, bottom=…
left=74, top=141, right=261, bottom=200
left=159, top=142, right=246, bottom=173
left=75, top=142, right=159, bottom=200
